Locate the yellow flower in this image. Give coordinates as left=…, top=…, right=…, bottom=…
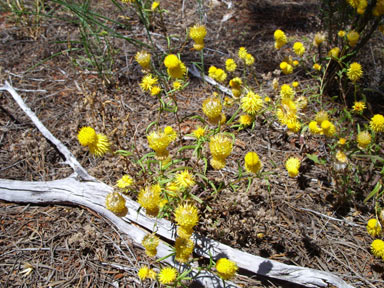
left=216, top=258, right=238, bottom=280
left=138, top=185, right=161, bottom=216
left=370, top=114, right=384, bottom=132
left=167, top=62, right=187, bottom=79
left=244, top=151, right=262, bottom=174
left=138, top=266, right=150, bottom=280
left=338, top=138, right=347, bottom=145
left=313, top=63, right=321, bottom=71
left=175, top=237, right=194, bottom=263
left=264, top=96, right=271, bottom=103
left=209, top=134, right=233, bottom=170
left=293, top=42, right=305, bottom=56
left=88, top=133, right=110, bottom=157
left=347, top=62, right=363, bottom=82
left=313, top=32, right=325, bottom=47
left=225, top=58, right=237, bottom=72
left=214, top=68, right=227, bottom=83
left=347, top=30, right=359, bottom=47
left=78, top=126, right=97, bottom=147
left=158, top=267, right=177, bottom=285
left=338, top=30, right=346, bottom=37
left=238, top=47, right=248, bottom=59
left=140, top=74, right=158, bottom=92
left=352, top=101, right=366, bottom=112
left=280, top=61, right=293, bottom=75
left=142, top=233, right=159, bottom=257
left=244, top=53, right=255, bottom=66
left=175, top=170, right=195, bottom=189
left=135, top=50, right=151, bottom=69
left=192, top=126, right=206, bottom=139
left=164, top=126, right=177, bottom=141
left=357, top=131, right=371, bottom=149
left=239, top=114, right=253, bottom=127
left=280, top=84, right=295, bottom=100
left=335, top=150, right=348, bottom=163
left=116, top=175, right=134, bottom=190
left=151, top=1, right=159, bottom=11
left=105, top=191, right=126, bottom=215
left=229, top=77, right=242, bottom=88
left=164, top=54, right=180, bottom=69
left=241, top=91, right=263, bottom=115
left=174, top=203, right=199, bottom=231
left=202, top=96, right=222, bottom=124
left=321, top=120, right=336, bottom=137
left=189, top=25, right=207, bottom=44
left=272, top=78, right=279, bottom=90
left=150, top=86, right=161, bottom=96
left=315, top=111, right=329, bottom=124
left=328, top=47, right=340, bottom=58
left=285, top=157, right=300, bottom=177
left=373, top=1, right=384, bottom=17
left=357, top=0, right=367, bottom=14
left=293, top=60, right=299, bottom=66
left=371, top=239, right=384, bottom=259
left=292, top=81, right=299, bottom=88
left=274, top=29, right=287, bottom=49
left=367, top=219, right=382, bottom=237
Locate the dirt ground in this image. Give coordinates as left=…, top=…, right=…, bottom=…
left=1, top=0, right=384, bottom=287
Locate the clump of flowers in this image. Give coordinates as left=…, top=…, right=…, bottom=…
left=241, top=91, right=263, bottom=115
left=175, top=237, right=194, bottom=263
left=147, top=126, right=177, bottom=161
left=357, top=131, right=371, bottom=149
left=328, top=47, right=340, bottom=58
left=208, top=65, right=227, bottom=83
left=142, top=233, right=159, bottom=257
left=293, top=42, right=305, bottom=56
left=77, top=126, right=110, bottom=157
left=285, top=157, right=300, bottom=177
left=308, top=111, right=336, bottom=137
left=135, top=50, right=151, bottom=70
left=138, top=184, right=161, bottom=216
left=371, top=239, right=384, bottom=259
left=274, top=29, right=287, bottom=49
left=209, top=134, right=233, bottom=170
left=367, top=219, right=382, bottom=237
left=347, top=62, right=363, bottom=82
left=175, top=170, right=195, bottom=190
left=140, top=74, right=158, bottom=92
left=229, top=77, right=242, bottom=98
left=226, top=58, right=237, bottom=72
left=189, top=24, right=207, bottom=51
left=244, top=152, right=262, bottom=174
left=164, top=54, right=187, bottom=79
left=105, top=191, right=126, bottom=215
left=138, top=265, right=156, bottom=280
left=202, top=96, right=223, bottom=124
left=174, top=203, right=199, bottom=238
left=280, top=61, right=293, bottom=75
left=347, top=0, right=367, bottom=14
left=370, top=114, right=384, bottom=133
left=215, top=258, right=238, bottom=280
left=158, top=267, right=177, bottom=285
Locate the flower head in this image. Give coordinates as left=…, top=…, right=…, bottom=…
left=352, top=101, right=366, bottom=112
left=193, top=126, right=206, bottom=139
left=175, top=170, right=195, bottom=189
left=158, top=267, right=177, bottom=285
left=172, top=80, right=182, bottom=90
left=280, top=84, right=295, bottom=100
left=174, top=203, right=199, bottom=231
left=142, top=233, right=159, bottom=257
left=138, top=185, right=161, bottom=216
left=313, top=33, right=325, bottom=47
left=135, top=51, right=151, bottom=70
left=189, top=25, right=207, bottom=43
left=347, top=62, right=363, bottom=82
left=216, top=258, right=238, bottom=280
left=225, top=58, right=237, bottom=72
left=116, top=175, right=134, bottom=190
left=274, top=29, right=287, bottom=49
left=328, top=47, right=340, bottom=58
left=164, top=54, right=180, bottom=69
left=105, top=191, right=126, bottom=215
left=338, top=30, right=346, bottom=37
left=175, top=237, right=194, bottom=263
left=244, top=151, right=262, bottom=174
left=238, top=47, right=248, bottom=59
left=347, top=30, right=359, bottom=47
left=370, top=114, right=384, bottom=133
left=357, top=131, right=371, bottom=149
left=239, top=114, right=253, bottom=127
left=335, top=150, right=348, bottom=163
left=293, top=42, right=305, bottom=56
left=313, top=63, right=321, bottom=71
left=338, top=138, right=347, bottom=145
left=367, top=219, right=382, bottom=238
left=140, top=74, right=158, bottom=92
left=78, top=126, right=110, bottom=157
left=371, top=239, right=384, bottom=259
left=151, top=1, right=159, bottom=11
left=280, top=61, right=293, bottom=74
left=285, top=157, right=300, bottom=177
left=241, top=91, right=263, bottom=115
left=150, top=86, right=161, bottom=96
left=244, top=53, right=255, bottom=66
left=202, top=96, right=222, bottom=124
left=78, top=126, right=97, bottom=147
left=138, top=266, right=156, bottom=280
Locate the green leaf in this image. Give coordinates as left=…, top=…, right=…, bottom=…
left=114, top=150, right=133, bottom=157
left=364, top=182, right=382, bottom=203
left=306, top=153, right=326, bottom=165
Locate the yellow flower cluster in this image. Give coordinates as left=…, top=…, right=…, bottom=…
left=116, top=174, right=134, bottom=191
left=357, top=131, right=371, bottom=149
left=274, top=29, right=287, bottom=49
left=202, top=96, right=223, bottom=124
left=164, top=54, right=187, bottom=79
left=105, top=191, right=126, bottom=215
left=285, top=157, right=300, bottom=177
left=347, top=62, right=363, bottom=82
left=371, top=239, right=384, bottom=259
left=293, top=42, right=305, bottom=57
left=225, top=58, right=237, bottom=72
left=347, top=0, right=367, bottom=14
left=229, top=77, right=242, bottom=98
left=138, top=265, right=156, bottom=280
left=175, top=170, right=195, bottom=189
left=147, top=126, right=177, bottom=161
left=138, top=184, right=162, bottom=216
left=280, top=61, right=293, bottom=75
left=367, top=219, right=382, bottom=237
left=175, top=237, right=194, bottom=263
left=215, top=258, right=238, bottom=280
left=239, top=114, right=253, bottom=127
left=370, top=114, right=384, bottom=133
left=238, top=47, right=255, bottom=66
left=140, top=74, right=161, bottom=97
left=208, top=65, right=227, bottom=83
left=77, top=126, right=110, bottom=156
left=352, top=101, right=366, bottom=112
left=192, top=126, right=206, bottom=139
left=135, top=50, right=151, bottom=70
left=308, top=111, right=336, bottom=137
left=244, top=152, right=262, bottom=174
left=189, top=24, right=207, bottom=51
left=241, top=91, right=263, bottom=115
left=328, top=47, right=340, bottom=58
left=142, top=233, right=159, bottom=257
left=174, top=203, right=199, bottom=238
left=209, top=134, right=233, bottom=170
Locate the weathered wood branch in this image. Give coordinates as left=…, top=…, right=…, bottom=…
left=0, top=81, right=354, bottom=288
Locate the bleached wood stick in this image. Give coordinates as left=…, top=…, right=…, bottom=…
left=0, top=81, right=354, bottom=287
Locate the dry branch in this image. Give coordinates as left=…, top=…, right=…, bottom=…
left=0, top=81, right=354, bottom=288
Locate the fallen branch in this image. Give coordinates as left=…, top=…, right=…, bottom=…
left=0, top=81, right=354, bottom=288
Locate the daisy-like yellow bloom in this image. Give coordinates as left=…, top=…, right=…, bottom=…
left=367, top=219, right=382, bottom=237
left=135, top=50, right=151, bottom=70
left=78, top=127, right=110, bottom=157
left=189, top=24, right=207, bottom=51
left=138, top=266, right=156, bottom=280
left=192, top=126, right=206, bottom=139
left=244, top=151, right=262, bottom=174
left=202, top=96, right=222, bottom=124
left=209, top=134, right=233, bottom=170
left=158, top=267, right=177, bottom=285
left=116, top=174, right=134, bottom=190
left=239, top=114, right=253, bottom=127
left=338, top=138, right=347, bottom=145
left=347, top=62, right=363, bottom=82
left=347, top=30, right=359, bottom=47
left=335, top=150, right=348, bottom=163
left=78, top=126, right=97, bottom=147
left=238, top=47, right=248, bottom=59
left=293, top=42, right=305, bottom=56
left=150, top=86, right=161, bottom=96
left=280, top=84, right=295, bottom=100
left=140, top=74, right=158, bottom=92
left=175, top=237, right=194, bottom=263
left=175, top=170, right=195, bottom=189
left=371, top=239, right=384, bottom=259
left=241, top=91, right=263, bottom=115
left=164, top=54, right=187, bottom=79
left=147, top=127, right=176, bottom=160
left=313, top=32, right=325, bottom=47
left=338, top=30, right=346, bottom=37
left=174, top=203, right=199, bottom=233
left=352, top=101, right=366, bottom=112
left=138, top=185, right=161, bottom=217
left=105, top=191, right=126, bottom=215
left=280, top=61, right=293, bottom=75
left=313, top=63, right=321, bottom=71
left=172, top=80, right=182, bottom=90
left=370, top=114, right=384, bottom=133
left=321, top=120, right=337, bottom=137
left=244, top=53, right=255, bottom=66
left=285, top=157, right=300, bottom=177
left=328, top=47, right=340, bottom=58
left=225, top=58, right=237, bottom=72
left=142, top=233, right=159, bottom=257
left=216, top=258, right=238, bottom=280
left=274, top=29, right=287, bottom=49
left=214, top=68, right=227, bottom=83
left=357, top=131, right=371, bottom=149
left=151, top=1, right=159, bottom=11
